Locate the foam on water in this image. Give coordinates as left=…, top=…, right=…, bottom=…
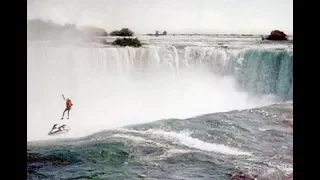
left=159, top=149, right=195, bottom=158
left=144, top=129, right=252, bottom=156
left=118, top=128, right=251, bottom=156
left=112, top=134, right=147, bottom=142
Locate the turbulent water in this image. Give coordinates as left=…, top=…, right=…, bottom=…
left=27, top=34, right=293, bottom=179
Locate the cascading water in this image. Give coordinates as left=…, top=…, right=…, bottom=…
left=236, top=49, right=293, bottom=100
left=178, top=46, right=293, bottom=100
left=27, top=42, right=291, bottom=141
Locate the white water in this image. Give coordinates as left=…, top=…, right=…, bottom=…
left=116, top=129, right=251, bottom=156
left=146, top=129, right=252, bottom=156
left=27, top=44, right=279, bottom=141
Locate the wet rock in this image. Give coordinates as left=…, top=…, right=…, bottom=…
left=285, top=173, right=293, bottom=180
left=257, top=169, right=285, bottom=180
left=227, top=172, right=255, bottom=180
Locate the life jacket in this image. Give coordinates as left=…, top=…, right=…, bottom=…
left=66, top=99, right=73, bottom=108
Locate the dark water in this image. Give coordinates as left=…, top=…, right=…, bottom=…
left=27, top=101, right=292, bottom=180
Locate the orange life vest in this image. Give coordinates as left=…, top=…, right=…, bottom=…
left=66, top=99, right=73, bottom=108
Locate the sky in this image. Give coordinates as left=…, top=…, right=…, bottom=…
left=27, top=0, right=293, bottom=35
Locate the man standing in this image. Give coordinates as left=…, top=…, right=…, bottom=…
left=61, top=94, right=73, bottom=120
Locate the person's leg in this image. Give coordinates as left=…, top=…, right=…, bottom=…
left=67, top=109, right=70, bottom=119
left=61, top=108, right=67, bottom=119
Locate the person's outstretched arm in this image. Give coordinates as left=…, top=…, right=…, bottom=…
left=62, top=94, right=66, bottom=100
